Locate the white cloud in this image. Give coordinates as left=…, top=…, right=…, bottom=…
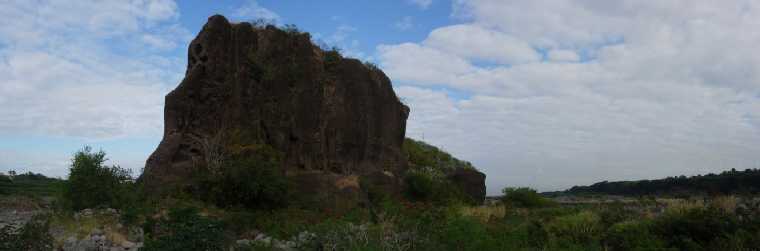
left=329, top=25, right=357, bottom=44
left=141, top=34, right=177, bottom=50
left=548, top=50, right=580, bottom=62
left=143, top=0, right=179, bottom=22
left=233, top=0, right=280, bottom=23
left=424, top=24, right=541, bottom=65
left=407, top=0, right=433, bottom=10
left=378, top=43, right=475, bottom=86
left=395, top=16, right=414, bottom=31
left=0, top=0, right=187, bottom=139
left=382, top=0, right=760, bottom=193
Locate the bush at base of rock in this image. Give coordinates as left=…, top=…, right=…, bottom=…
left=142, top=206, right=226, bottom=251
left=190, top=146, right=288, bottom=210
left=63, top=146, right=135, bottom=211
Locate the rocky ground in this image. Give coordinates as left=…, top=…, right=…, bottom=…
left=0, top=208, right=41, bottom=232
left=53, top=208, right=144, bottom=251
left=0, top=196, right=324, bottom=251
left=0, top=196, right=144, bottom=251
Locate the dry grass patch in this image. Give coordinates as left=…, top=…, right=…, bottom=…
left=461, top=205, right=506, bottom=222
left=710, top=196, right=738, bottom=213
left=662, top=198, right=704, bottom=214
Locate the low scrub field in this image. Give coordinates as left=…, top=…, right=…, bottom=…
left=5, top=192, right=760, bottom=250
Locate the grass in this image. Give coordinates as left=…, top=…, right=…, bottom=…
left=8, top=190, right=760, bottom=250
left=460, top=205, right=506, bottom=222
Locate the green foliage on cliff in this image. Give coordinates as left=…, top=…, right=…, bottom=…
left=403, top=138, right=475, bottom=171
left=404, top=167, right=472, bottom=205
left=402, top=138, right=478, bottom=205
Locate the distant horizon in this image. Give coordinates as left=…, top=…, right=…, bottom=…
left=3, top=1, right=760, bottom=195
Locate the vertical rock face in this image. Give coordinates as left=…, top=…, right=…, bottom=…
left=140, top=15, right=409, bottom=204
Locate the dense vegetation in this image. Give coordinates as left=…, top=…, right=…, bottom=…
left=0, top=171, right=63, bottom=197
left=6, top=145, right=760, bottom=250
left=132, top=193, right=760, bottom=250
left=501, top=187, right=556, bottom=208
left=403, top=138, right=475, bottom=171
left=142, top=206, right=226, bottom=251
left=188, top=144, right=288, bottom=210
left=402, top=138, right=478, bottom=204
left=62, top=146, right=137, bottom=211
left=560, top=168, right=760, bottom=197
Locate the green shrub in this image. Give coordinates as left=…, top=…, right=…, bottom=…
left=217, top=156, right=288, bottom=209
left=598, top=203, right=638, bottom=228
left=404, top=169, right=436, bottom=201
left=605, top=220, right=671, bottom=251
left=545, top=211, right=603, bottom=248
left=402, top=138, right=475, bottom=171
left=501, top=187, right=555, bottom=208
left=221, top=210, right=259, bottom=235
left=192, top=145, right=288, bottom=210
left=523, top=220, right=550, bottom=248
left=436, top=216, right=494, bottom=251
left=63, top=146, right=134, bottom=210
left=528, top=206, right=581, bottom=221
left=652, top=206, right=741, bottom=250
left=282, top=24, right=301, bottom=35
left=143, top=206, right=226, bottom=251
left=323, top=47, right=342, bottom=71
left=364, top=61, right=380, bottom=71
left=708, top=229, right=760, bottom=251
left=404, top=168, right=472, bottom=205
left=0, top=214, right=53, bottom=251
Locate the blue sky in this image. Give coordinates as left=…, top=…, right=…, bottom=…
left=176, top=0, right=456, bottom=64
left=3, top=1, right=760, bottom=194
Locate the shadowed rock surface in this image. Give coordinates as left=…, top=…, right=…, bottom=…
left=141, top=15, right=409, bottom=207
left=447, top=168, right=487, bottom=204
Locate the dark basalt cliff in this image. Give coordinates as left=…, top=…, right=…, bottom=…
left=141, top=15, right=409, bottom=206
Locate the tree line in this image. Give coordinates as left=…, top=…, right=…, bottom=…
left=559, top=168, right=760, bottom=196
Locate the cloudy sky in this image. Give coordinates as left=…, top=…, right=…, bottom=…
left=2, top=0, right=760, bottom=194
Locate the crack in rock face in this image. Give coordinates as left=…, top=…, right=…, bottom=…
left=141, top=15, right=410, bottom=209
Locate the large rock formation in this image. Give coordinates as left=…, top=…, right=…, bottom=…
left=141, top=15, right=409, bottom=208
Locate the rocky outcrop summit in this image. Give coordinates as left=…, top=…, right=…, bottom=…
left=141, top=15, right=409, bottom=207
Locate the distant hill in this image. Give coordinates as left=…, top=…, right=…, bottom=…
left=550, top=168, right=760, bottom=197
left=0, top=172, right=63, bottom=197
